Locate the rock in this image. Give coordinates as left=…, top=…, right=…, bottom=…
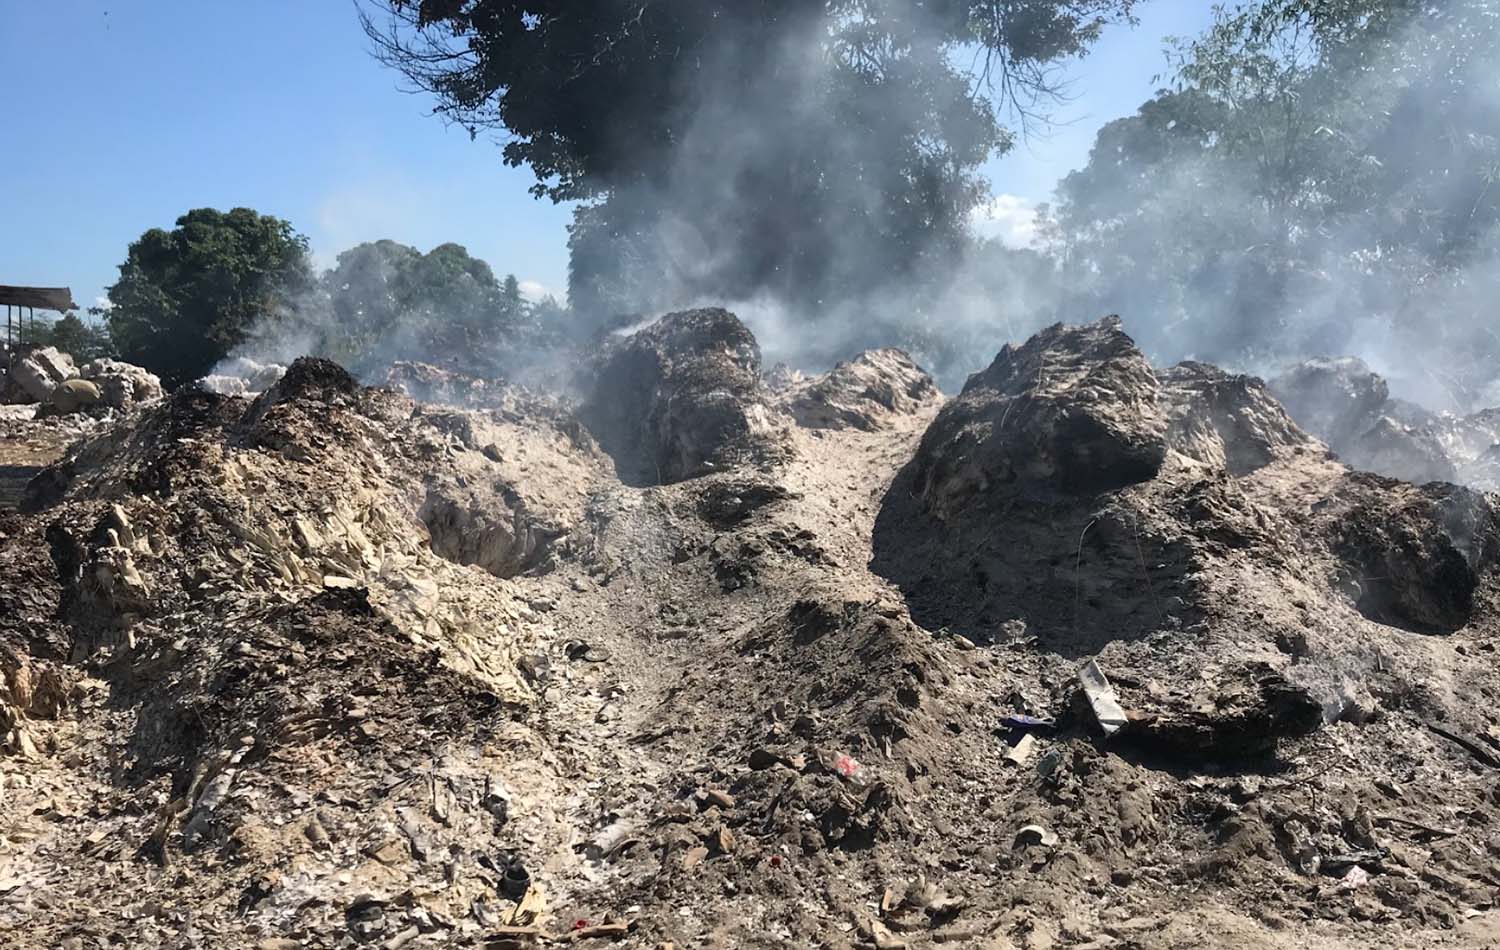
left=8, top=346, right=76, bottom=402
left=50, top=378, right=101, bottom=414
left=80, top=358, right=164, bottom=410
left=579, top=308, right=785, bottom=485
left=777, top=348, right=941, bottom=431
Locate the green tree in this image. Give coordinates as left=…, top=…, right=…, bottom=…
left=302, top=241, right=539, bottom=377
left=33, top=311, right=116, bottom=362
left=363, top=0, right=1136, bottom=322
left=106, top=208, right=314, bottom=385
left=1047, top=0, right=1500, bottom=396
left=500, top=274, right=524, bottom=327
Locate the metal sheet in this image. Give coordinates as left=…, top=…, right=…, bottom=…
left=0, top=286, right=78, bottom=311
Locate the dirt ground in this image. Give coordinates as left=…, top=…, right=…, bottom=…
left=5, top=316, right=1500, bottom=949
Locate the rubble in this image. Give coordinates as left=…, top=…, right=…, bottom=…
left=4, top=345, right=77, bottom=403
left=79, top=357, right=163, bottom=410
left=4, top=316, right=1500, bottom=948
left=579, top=308, right=787, bottom=485
left=1270, top=356, right=1500, bottom=489
left=774, top=347, right=941, bottom=431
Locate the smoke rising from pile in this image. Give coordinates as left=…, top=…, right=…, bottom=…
left=224, top=2, right=1500, bottom=424
left=550, top=1, right=1500, bottom=412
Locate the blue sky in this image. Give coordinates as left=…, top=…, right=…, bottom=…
left=0, top=1, right=1214, bottom=312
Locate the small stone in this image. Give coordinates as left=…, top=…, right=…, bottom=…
left=697, top=788, right=736, bottom=810
left=681, top=846, right=710, bottom=870
left=714, top=826, right=736, bottom=854
left=748, top=748, right=780, bottom=770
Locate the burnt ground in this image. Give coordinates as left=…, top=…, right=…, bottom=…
left=4, top=315, right=1500, bottom=949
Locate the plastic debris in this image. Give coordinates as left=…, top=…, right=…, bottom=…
left=1078, top=659, right=1128, bottom=736
left=832, top=752, right=863, bottom=780
left=1000, top=714, right=1055, bottom=733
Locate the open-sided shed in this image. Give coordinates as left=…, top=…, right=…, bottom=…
left=0, top=285, right=78, bottom=347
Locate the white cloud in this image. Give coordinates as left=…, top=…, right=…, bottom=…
left=971, top=193, right=1040, bottom=248
left=517, top=279, right=554, bottom=302
left=93, top=296, right=113, bottom=310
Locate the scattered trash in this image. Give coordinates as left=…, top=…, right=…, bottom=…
left=565, top=639, right=611, bottom=663
left=1000, top=714, right=1056, bottom=733
left=1333, top=866, right=1371, bottom=892
left=1281, top=819, right=1322, bottom=875
left=895, top=875, right=966, bottom=918
left=1036, top=748, right=1064, bottom=780
left=1376, top=814, right=1457, bottom=838
left=1078, top=660, right=1128, bottom=736
left=831, top=752, right=864, bottom=780
left=1014, top=824, right=1059, bottom=848
left=1321, top=848, right=1387, bottom=876
left=713, top=825, right=737, bottom=854
left=482, top=851, right=531, bottom=900
left=696, top=787, right=736, bottom=810
left=867, top=917, right=908, bottom=949
left=569, top=920, right=632, bottom=940
left=1003, top=733, right=1036, bottom=766
left=1423, top=719, right=1500, bottom=768
left=517, top=654, right=551, bottom=684
left=498, top=879, right=546, bottom=927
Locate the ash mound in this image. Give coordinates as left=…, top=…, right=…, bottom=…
left=579, top=307, right=787, bottom=486
left=875, top=315, right=1499, bottom=732
left=774, top=347, right=942, bottom=431
left=8, top=315, right=1500, bottom=948
left=1270, top=356, right=1500, bottom=489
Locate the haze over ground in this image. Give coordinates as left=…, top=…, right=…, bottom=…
left=0, top=1, right=1212, bottom=311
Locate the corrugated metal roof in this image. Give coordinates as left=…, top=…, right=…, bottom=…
left=0, top=286, right=78, bottom=311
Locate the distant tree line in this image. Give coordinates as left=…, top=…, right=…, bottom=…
left=75, top=207, right=565, bottom=386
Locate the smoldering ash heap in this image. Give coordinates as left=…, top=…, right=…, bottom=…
left=3, top=310, right=1500, bottom=947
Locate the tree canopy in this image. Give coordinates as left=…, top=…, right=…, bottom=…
left=32, top=312, right=116, bottom=363
left=291, top=239, right=535, bottom=377
left=105, top=208, right=315, bottom=385
left=363, top=0, right=1137, bottom=321
left=1046, top=0, right=1500, bottom=405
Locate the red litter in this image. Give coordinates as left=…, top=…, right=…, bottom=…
left=833, top=753, right=862, bottom=779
